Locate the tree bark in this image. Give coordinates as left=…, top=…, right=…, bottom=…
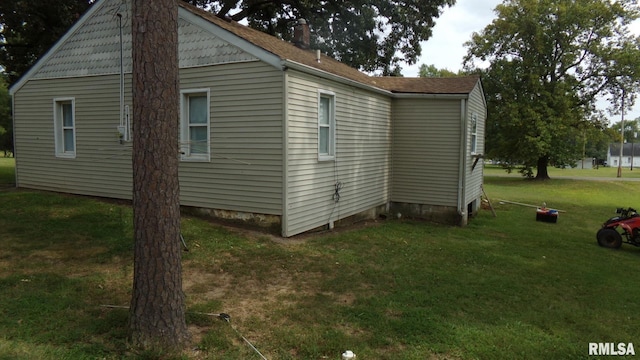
left=129, top=0, right=190, bottom=351
left=535, top=155, right=551, bottom=180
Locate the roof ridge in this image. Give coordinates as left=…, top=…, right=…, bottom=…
left=179, top=1, right=481, bottom=94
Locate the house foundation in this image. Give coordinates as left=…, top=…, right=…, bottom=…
left=182, top=206, right=282, bottom=234
left=389, top=202, right=463, bottom=225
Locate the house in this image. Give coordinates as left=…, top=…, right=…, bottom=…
left=607, top=143, right=640, bottom=169
left=8, top=0, right=487, bottom=237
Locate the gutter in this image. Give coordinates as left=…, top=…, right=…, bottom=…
left=392, top=93, right=469, bottom=100
left=282, top=60, right=392, bottom=97
left=281, top=69, right=290, bottom=237
left=457, top=99, right=468, bottom=225
left=281, top=60, right=473, bottom=102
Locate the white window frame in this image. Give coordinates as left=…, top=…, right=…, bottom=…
left=180, top=88, right=211, bottom=162
left=470, top=113, right=478, bottom=155
left=318, top=90, right=336, bottom=161
left=53, top=97, right=77, bottom=158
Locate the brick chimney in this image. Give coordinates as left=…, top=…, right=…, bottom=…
left=293, top=19, right=310, bottom=49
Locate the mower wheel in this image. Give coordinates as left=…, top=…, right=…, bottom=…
left=597, top=228, right=622, bottom=249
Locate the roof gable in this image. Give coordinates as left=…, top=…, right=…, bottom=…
left=180, top=2, right=481, bottom=96
left=10, top=0, right=260, bottom=94
left=178, top=2, right=377, bottom=87
left=12, top=0, right=483, bottom=99
left=9, top=1, right=106, bottom=94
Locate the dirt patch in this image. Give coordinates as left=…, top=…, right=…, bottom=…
left=183, top=269, right=231, bottom=301
left=206, top=217, right=388, bottom=246
left=183, top=267, right=301, bottom=317
left=0, top=260, right=10, bottom=276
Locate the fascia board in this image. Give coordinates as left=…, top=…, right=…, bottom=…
left=391, top=93, right=469, bottom=100
left=282, top=60, right=392, bottom=96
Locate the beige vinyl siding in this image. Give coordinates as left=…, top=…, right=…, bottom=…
left=13, top=61, right=283, bottom=214
left=391, top=98, right=461, bottom=207
left=285, top=70, right=391, bottom=236
left=178, top=62, right=283, bottom=214
left=465, top=84, right=487, bottom=204
left=13, top=75, right=133, bottom=198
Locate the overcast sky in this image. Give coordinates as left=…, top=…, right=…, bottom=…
left=401, top=0, right=640, bottom=124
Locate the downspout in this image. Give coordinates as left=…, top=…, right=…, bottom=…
left=388, top=98, right=394, bottom=213
left=281, top=68, right=290, bottom=237
left=117, top=12, right=126, bottom=143
left=457, top=99, right=468, bottom=225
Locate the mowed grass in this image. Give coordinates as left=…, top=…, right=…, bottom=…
left=1, top=162, right=639, bottom=359
left=484, top=163, right=640, bottom=179
left=0, top=157, right=14, bottom=186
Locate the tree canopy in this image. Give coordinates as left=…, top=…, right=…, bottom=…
left=610, top=118, right=640, bottom=143
left=1, top=0, right=457, bottom=81
left=184, top=0, right=457, bottom=75
left=418, top=64, right=458, bottom=78
left=464, top=0, right=640, bottom=179
left=0, top=0, right=93, bottom=85
left=0, top=78, right=11, bottom=156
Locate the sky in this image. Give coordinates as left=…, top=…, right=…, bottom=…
left=400, top=0, right=640, bottom=125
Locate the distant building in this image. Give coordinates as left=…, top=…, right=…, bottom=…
left=607, top=143, right=640, bottom=168
left=573, top=158, right=595, bottom=169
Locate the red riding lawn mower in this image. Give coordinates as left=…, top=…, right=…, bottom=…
left=596, top=208, right=640, bottom=249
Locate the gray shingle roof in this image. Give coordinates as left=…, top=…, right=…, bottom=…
left=179, top=1, right=480, bottom=95
left=371, top=75, right=481, bottom=94
left=610, top=143, right=640, bottom=157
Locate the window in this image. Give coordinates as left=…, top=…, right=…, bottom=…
left=53, top=98, right=76, bottom=158
left=318, top=90, right=336, bottom=161
left=470, top=113, right=478, bottom=155
left=180, top=89, right=210, bottom=161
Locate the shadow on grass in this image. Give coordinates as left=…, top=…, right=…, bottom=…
left=0, top=273, right=129, bottom=358
left=0, top=191, right=133, bottom=260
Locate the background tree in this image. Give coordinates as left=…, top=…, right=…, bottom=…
left=418, top=64, right=458, bottom=78
left=0, top=0, right=92, bottom=85
left=0, top=78, right=12, bottom=157
left=2, top=0, right=456, bottom=79
left=465, top=0, right=640, bottom=179
left=183, top=0, right=456, bottom=75
left=129, top=0, right=190, bottom=351
left=610, top=118, right=640, bottom=143
left=584, top=126, right=618, bottom=163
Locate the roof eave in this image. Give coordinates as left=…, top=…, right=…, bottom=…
left=282, top=60, right=392, bottom=96
left=391, top=92, right=470, bottom=99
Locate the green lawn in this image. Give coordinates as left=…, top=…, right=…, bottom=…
left=0, top=157, right=14, bottom=186
left=484, top=163, right=640, bottom=179
left=1, top=161, right=639, bottom=359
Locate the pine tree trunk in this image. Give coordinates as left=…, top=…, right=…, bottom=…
left=535, top=156, right=551, bottom=180
left=129, top=0, right=189, bottom=351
